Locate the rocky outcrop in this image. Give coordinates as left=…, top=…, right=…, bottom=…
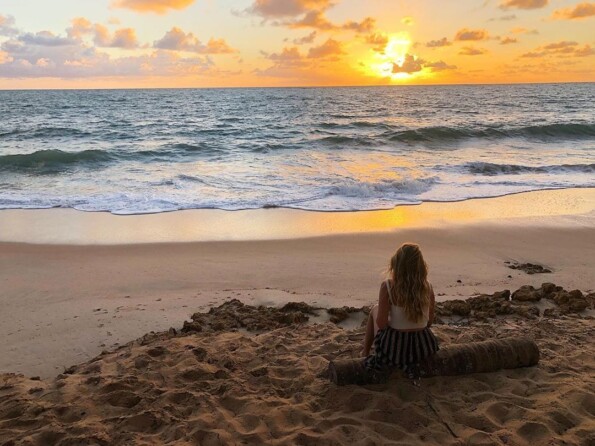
left=436, top=283, right=593, bottom=321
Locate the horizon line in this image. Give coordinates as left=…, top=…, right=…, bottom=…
left=0, top=80, right=594, bottom=92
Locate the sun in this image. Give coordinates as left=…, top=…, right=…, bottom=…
left=367, top=33, right=428, bottom=82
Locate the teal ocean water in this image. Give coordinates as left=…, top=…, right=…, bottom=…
left=0, top=84, right=593, bottom=214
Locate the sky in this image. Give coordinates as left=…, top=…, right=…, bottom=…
left=0, top=0, right=594, bottom=89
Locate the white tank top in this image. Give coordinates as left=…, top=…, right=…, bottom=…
left=386, top=280, right=429, bottom=330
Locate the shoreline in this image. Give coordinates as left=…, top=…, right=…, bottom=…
left=0, top=188, right=593, bottom=245
left=1, top=187, right=594, bottom=444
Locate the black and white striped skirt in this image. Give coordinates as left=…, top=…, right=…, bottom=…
left=365, top=326, right=439, bottom=371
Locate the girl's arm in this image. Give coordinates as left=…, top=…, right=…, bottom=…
left=375, top=282, right=390, bottom=329
left=427, top=285, right=436, bottom=328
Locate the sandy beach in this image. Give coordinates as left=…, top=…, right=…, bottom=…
left=1, top=188, right=594, bottom=445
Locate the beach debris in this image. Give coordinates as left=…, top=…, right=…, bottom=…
left=328, top=337, right=540, bottom=386
left=507, top=262, right=551, bottom=274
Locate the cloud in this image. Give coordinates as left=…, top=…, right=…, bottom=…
left=259, top=37, right=345, bottom=78
left=489, top=14, right=517, bottom=21
left=286, top=11, right=375, bottom=33
left=66, top=18, right=139, bottom=49
left=288, top=10, right=334, bottom=30
left=248, top=0, right=332, bottom=18
left=426, top=37, right=451, bottom=48
left=500, top=0, right=548, bottom=9
left=245, top=1, right=375, bottom=34
left=154, top=27, right=235, bottom=54
left=0, top=50, right=13, bottom=64
left=459, top=46, right=487, bottom=55
left=0, top=18, right=218, bottom=79
left=0, top=42, right=215, bottom=78
left=520, top=51, right=545, bottom=58
left=510, top=27, right=539, bottom=34
left=264, top=46, right=306, bottom=67
left=424, top=60, right=457, bottom=71
left=454, top=28, right=489, bottom=41
left=342, top=17, right=375, bottom=33
left=307, top=38, right=344, bottom=58
left=94, top=26, right=139, bottom=49
left=19, top=31, right=77, bottom=47
left=111, top=0, right=195, bottom=14
left=204, top=39, right=235, bottom=54
left=392, top=54, right=423, bottom=73
left=551, top=2, right=595, bottom=20
left=366, top=32, right=389, bottom=52
left=67, top=18, right=94, bottom=39
left=543, top=41, right=578, bottom=51
left=520, top=41, right=595, bottom=58
left=0, top=14, right=18, bottom=36
left=386, top=54, right=456, bottom=74
left=574, top=45, right=595, bottom=56
left=293, top=31, right=317, bottom=44
left=500, top=37, right=518, bottom=44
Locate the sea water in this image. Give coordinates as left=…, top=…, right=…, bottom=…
left=0, top=84, right=593, bottom=214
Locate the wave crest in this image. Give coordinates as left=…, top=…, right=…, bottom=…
left=466, top=162, right=595, bottom=175
left=0, top=149, right=113, bottom=173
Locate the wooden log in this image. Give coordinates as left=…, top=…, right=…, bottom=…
left=328, top=337, right=539, bottom=386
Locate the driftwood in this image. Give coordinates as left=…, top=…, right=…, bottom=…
left=328, top=337, right=539, bottom=386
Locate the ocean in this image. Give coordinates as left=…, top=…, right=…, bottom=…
left=0, top=84, right=593, bottom=214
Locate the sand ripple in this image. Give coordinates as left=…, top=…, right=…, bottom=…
left=1, top=299, right=594, bottom=445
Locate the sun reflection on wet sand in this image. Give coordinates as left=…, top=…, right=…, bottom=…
left=0, top=189, right=592, bottom=245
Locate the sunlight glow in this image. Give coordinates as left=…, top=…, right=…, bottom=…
left=367, top=33, right=430, bottom=82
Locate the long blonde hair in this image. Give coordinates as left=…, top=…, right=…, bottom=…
left=387, top=243, right=431, bottom=323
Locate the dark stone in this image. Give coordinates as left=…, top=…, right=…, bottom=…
left=511, top=285, right=541, bottom=302
left=439, top=300, right=471, bottom=317
left=508, top=263, right=551, bottom=274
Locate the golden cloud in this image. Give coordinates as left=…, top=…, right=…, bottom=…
left=459, top=46, right=487, bottom=56
left=307, top=38, right=345, bottom=58
left=551, top=2, right=595, bottom=20
left=0, top=50, right=13, bottom=64
left=67, top=18, right=139, bottom=49
left=248, top=0, right=332, bottom=18
left=111, top=0, right=195, bottom=14
left=392, top=54, right=422, bottom=73
left=425, top=60, right=457, bottom=71
left=0, top=14, right=18, bottom=36
left=521, top=41, right=595, bottom=58
left=454, top=29, right=489, bottom=41
left=287, top=11, right=375, bottom=34
left=292, top=31, right=317, bottom=45
left=426, top=37, right=451, bottom=48
left=500, top=37, right=518, bottom=45
left=500, top=0, right=548, bottom=9
left=366, top=33, right=389, bottom=52
left=154, top=27, right=235, bottom=54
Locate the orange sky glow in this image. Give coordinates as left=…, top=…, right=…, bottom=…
left=0, top=0, right=594, bottom=89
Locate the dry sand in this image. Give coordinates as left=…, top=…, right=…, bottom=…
left=1, top=294, right=593, bottom=445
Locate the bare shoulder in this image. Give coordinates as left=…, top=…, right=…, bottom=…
left=380, top=279, right=392, bottom=294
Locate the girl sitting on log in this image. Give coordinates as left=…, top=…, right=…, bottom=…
left=362, top=243, right=439, bottom=378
